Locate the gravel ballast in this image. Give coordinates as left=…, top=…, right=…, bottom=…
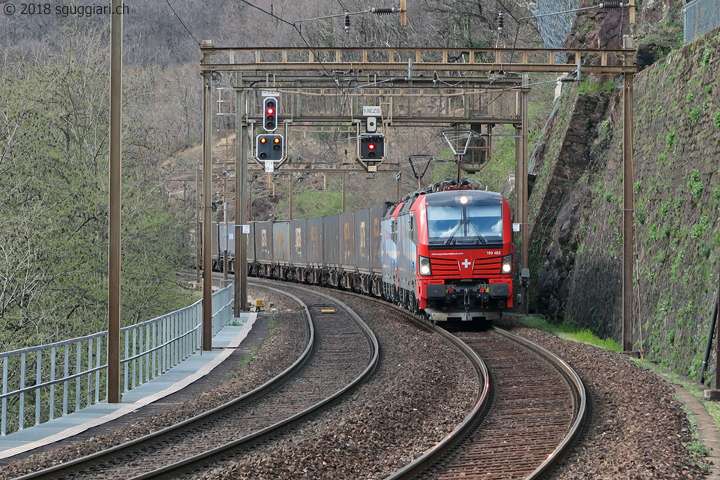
left=0, top=290, right=712, bottom=479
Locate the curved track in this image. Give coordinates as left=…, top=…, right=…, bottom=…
left=14, top=283, right=379, bottom=480
left=317, top=289, right=586, bottom=480
left=388, top=325, right=586, bottom=480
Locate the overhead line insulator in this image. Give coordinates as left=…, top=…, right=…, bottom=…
left=599, top=1, right=625, bottom=9
left=371, top=7, right=397, bottom=14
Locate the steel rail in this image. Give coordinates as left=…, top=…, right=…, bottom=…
left=386, top=325, right=586, bottom=480
left=12, top=284, right=316, bottom=480
left=312, top=288, right=491, bottom=480
left=383, top=320, right=490, bottom=480
left=127, top=281, right=380, bottom=480
left=493, top=327, right=587, bottom=479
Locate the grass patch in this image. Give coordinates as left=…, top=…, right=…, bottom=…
left=226, top=347, right=259, bottom=379
left=517, top=316, right=622, bottom=351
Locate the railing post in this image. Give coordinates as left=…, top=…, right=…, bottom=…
left=35, top=351, right=42, bottom=426
left=124, top=332, right=129, bottom=393
left=95, top=336, right=102, bottom=403
left=19, top=354, right=26, bottom=430
left=50, top=347, right=56, bottom=421
left=2, top=358, right=8, bottom=435
left=63, top=344, right=69, bottom=416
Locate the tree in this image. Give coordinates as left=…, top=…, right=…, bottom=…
left=0, top=27, right=192, bottom=351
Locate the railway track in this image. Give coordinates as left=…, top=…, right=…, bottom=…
left=10, top=279, right=585, bottom=479
left=387, top=325, right=586, bottom=480
left=241, top=284, right=586, bottom=479
left=13, top=283, right=379, bottom=480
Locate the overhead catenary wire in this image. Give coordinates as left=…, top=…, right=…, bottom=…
left=165, top=0, right=200, bottom=45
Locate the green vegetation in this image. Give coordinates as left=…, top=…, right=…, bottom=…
left=227, top=347, right=260, bottom=379
left=689, top=107, right=702, bottom=123
left=0, top=29, right=194, bottom=352
left=277, top=187, right=346, bottom=220
left=518, top=316, right=622, bottom=351
left=687, top=171, right=704, bottom=199
left=702, top=47, right=712, bottom=68
left=577, top=78, right=615, bottom=94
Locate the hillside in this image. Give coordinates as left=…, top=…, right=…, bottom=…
left=528, top=13, right=720, bottom=381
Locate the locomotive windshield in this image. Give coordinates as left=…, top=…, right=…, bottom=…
left=427, top=204, right=503, bottom=246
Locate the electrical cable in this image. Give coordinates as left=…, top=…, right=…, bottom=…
left=165, top=0, right=200, bottom=45
left=238, top=0, right=341, bottom=87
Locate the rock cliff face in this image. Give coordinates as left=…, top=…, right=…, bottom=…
left=528, top=12, right=720, bottom=379
left=530, top=88, right=611, bottom=319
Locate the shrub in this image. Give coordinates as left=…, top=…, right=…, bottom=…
left=665, top=130, right=678, bottom=149
left=689, top=107, right=701, bottom=123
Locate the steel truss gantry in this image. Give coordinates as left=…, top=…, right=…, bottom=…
left=199, top=43, right=638, bottom=353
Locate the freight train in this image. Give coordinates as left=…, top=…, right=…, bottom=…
left=205, top=180, right=514, bottom=323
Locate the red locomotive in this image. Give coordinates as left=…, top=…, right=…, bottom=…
left=208, top=180, right=515, bottom=324
left=382, top=181, right=514, bottom=323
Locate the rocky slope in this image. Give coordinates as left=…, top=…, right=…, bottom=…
left=527, top=3, right=720, bottom=380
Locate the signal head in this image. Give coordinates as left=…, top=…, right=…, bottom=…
left=263, top=97, right=278, bottom=132
left=359, top=134, right=385, bottom=160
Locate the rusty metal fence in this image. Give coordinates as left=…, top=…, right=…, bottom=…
left=684, top=0, right=720, bottom=44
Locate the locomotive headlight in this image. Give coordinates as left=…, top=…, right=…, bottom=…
left=459, top=195, right=469, bottom=205
left=419, top=256, right=432, bottom=276
left=501, top=254, right=513, bottom=274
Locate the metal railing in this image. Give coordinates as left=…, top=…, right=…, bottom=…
left=0, top=284, right=234, bottom=436
left=684, top=0, right=720, bottom=44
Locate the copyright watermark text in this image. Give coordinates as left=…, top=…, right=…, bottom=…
left=3, top=3, right=131, bottom=17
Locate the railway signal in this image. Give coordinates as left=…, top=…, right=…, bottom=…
left=263, top=97, right=278, bottom=132
left=257, top=134, right=283, bottom=160
left=359, top=134, right=384, bottom=160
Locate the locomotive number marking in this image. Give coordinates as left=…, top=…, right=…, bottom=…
left=487, top=250, right=502, bottom=255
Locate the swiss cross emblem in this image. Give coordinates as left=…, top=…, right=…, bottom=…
left=461, top=259, right=472, bottom=269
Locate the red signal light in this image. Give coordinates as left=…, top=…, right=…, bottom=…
left=368, top=143, right=375, bottom=150
left=263, top=97, right=278, bottom=132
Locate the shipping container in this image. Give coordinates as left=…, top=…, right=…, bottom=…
left=323, top=214, right=340, bottom=268
left=218, top=224, right=236, bottom=258
left=339, top=211, right=356, bottom=270
left=247, top=223, right=256, bottom=263
left=369, top=203, right=390, bottom=273
left=307, top=217, right=324, bottom=267
left=355, top=209, right=371, bottom=273
left=290, top=219, right=306, bottom=265
left=273, top=221, right=291, bottom=265
left=255, top=221, right=274, bottom=262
